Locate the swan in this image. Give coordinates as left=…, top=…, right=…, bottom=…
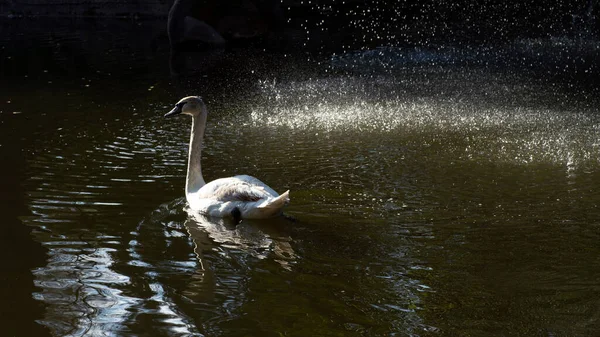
left=164, top=96, right=290, bottom=219
left=168, top=0, right=226, bottom=48
left=167, top=0, right=285, bottom=49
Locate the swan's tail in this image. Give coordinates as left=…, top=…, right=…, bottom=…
left=258, top=190, right=290, bottom=212
left=243, top=191, right=290, bottom=219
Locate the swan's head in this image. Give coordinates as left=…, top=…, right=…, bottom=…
left=164, top=96, right=206, bottom=118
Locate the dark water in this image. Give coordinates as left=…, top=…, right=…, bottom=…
left=2, top=18, right=600, bottom=337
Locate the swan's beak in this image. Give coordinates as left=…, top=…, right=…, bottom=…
left=164, top=105, right=182, bottom=118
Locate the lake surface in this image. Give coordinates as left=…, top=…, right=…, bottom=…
left=1, top=18, right=600, bottom=337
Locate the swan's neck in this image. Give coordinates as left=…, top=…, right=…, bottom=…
left=167, top=0, right=192, bottom=45
left=186, top=113, right=207, bottom=195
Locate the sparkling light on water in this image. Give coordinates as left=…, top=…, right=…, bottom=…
left=248, top=46, right=600, bottom=169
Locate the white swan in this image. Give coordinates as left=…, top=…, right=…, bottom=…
left=165, top=96, right=290, bottom=219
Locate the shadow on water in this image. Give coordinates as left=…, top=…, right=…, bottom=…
left=0, top=110, right=50, bottom=336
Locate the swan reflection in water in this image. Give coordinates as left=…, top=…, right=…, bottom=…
left=180, top=207, right=296, bottom=309
left=184, top=206, right=296, bottom=277
left=123, top=199, right=297, bottom=335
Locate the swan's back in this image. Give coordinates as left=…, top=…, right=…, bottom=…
left=197, top=175, right=276, bottom=201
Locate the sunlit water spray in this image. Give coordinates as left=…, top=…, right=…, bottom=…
left=248, top=49, right=600, bottom=170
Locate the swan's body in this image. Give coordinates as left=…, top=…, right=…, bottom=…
left=165, top=96, right=289, bottom=219
left=190, top=174, right=290, bottom=219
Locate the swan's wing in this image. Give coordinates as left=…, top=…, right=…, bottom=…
left=213, top=183, right=265, bottom=202
left=198, top=177, right=273, bottom=202
left=232, top=175, right=279, bottom=196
